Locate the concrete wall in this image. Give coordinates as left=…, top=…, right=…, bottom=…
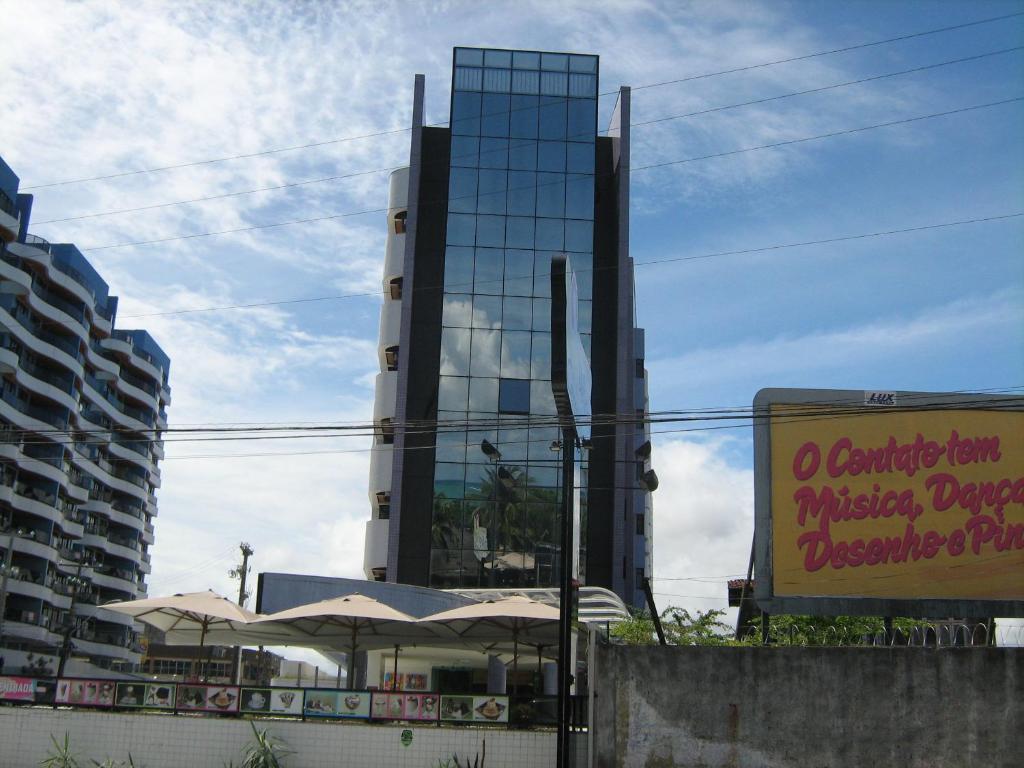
left=593, top=645, right=1023, bottom=768
left=0, top=707, right=553, bottom=768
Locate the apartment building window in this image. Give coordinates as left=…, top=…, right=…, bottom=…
left=636, top=512, right=644, bottom=535
left=393, top=211, right=408, bottom=234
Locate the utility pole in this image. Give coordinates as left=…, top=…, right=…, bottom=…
left=229, top=542, right=253, bottom=685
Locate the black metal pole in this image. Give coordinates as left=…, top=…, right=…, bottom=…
left=556, top=430, right=575, bottom=768
left=56, top=558, right=85, bottom=679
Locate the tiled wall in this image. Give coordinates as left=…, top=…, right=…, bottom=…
left=0, top=707, right=556, bottom=767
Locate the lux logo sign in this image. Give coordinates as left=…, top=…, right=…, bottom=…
left=864, top=392, right=897, bottom=406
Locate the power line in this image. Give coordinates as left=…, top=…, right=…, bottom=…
left=73, top=96, right=1024, bottom=253
left=115, top=208, right=1024, bottom=319
left=32, top=45, right=1023, bottom=227
left=18, top=10, right=1023, bottom=191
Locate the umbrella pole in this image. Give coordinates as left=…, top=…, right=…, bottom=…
left=347, top=625, right=357, bottom=690
left=196, top=619, right=208, bottom=682
left=392, top=644, right=400, bottom=690
left=512, top=627, right=519, bottom=697
left=537, top=644, right=544, bottom=692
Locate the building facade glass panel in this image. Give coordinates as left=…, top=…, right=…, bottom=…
left=430, top=48, right=598, bottom=588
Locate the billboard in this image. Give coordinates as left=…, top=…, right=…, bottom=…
left=754, top=389, right=1024, bottom=617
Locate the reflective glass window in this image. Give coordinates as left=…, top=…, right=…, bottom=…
left=505, top=216, right=535, bottom=249
left=506, top=170, right=536, bottom=215
left=456, top=48, right=484, bottom=66
left=528, top=426, right=560, bottom=460
left=476, top=215, right=505, bottom=249
left=536, top=172, right=565, bottom=218
left=483, top=68, right=511, bottom=93
left=501, top=331, right=532, bottom=378
left=532, top=298, right=551, bottom=331
left=471, top=294, right=502, bottom=328
left=541, top=53, right=569, bottom=71
left=497, top=422, right=529, bottom=459
left=511, top=70, right=540, bottom=95
left=502, top=296, right=532, bottom=330
left=535, top=218, right=564, bottom=250
left=444, top=246, right=474, bottom=291
left=470, top=329, right=500, bottom=376
left=568, top=73, right=597, bottom=98
left=565, top=219, right=593, bottom=252
left=438, top=377, right=470, bottom=411
left=528, top=463, right=558, bottom=488
left=513, top=51, right=540, bottom=69
left=478, top=137, right=508, bottom=169
left=566, top=143, right=594, bottom=173
left=565, top=174, right=594, bottom=219
left=498, top=379, right=531, bottom=415
left=435, top=463, right=466, bottom=499
left=537, top=141, right=566, bottom=172
left=465, top=426, right=498, bottom=465
left=567, top=98, right=595, bottom=142
left=508, top=139, right=537, bottom=171
left=504, top=249, right=534, bottom=296
left=440, top=327, right=471, bottom=375
left=578, top=299, right=592, bottom=334
left=481, top=94, right=510, bottom=137
left=571, top=253, right=593, bottom=299
left=531, top=331, right=551, bottom=379
left=454, top=67, right=483, bottom=91
left=530, top=379, right=557, bottom=415
left=442, top=294, right=473, bottom=328
left=485, top=50, right=512, bottom=68
left=509, top=95, right=539, bottom=138
left=469, top=377, right=499, bottom=412
left=448, top=167, right=478, bottom=213
left=474, top=247, right=504, bottom=293
left=435, top=426, right=468, bottom=464
left=538, top=97, right=567, bottom=140
left=540, top=71, right=568, bottom=96
left=533, top=252, right=553, bottom=298
left=477, top=169, right=507, bottom=215
left=446, top=213, right=476, bottom=246
left=452, top=92, right=482, bottom=135
left=569, top=55, right=597, bottom=73
left=450, top=136, right=479, bottom=167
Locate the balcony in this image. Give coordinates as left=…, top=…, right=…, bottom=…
left=368, top=444, right=393, bottom=497
left=378, top=301, right=401, bottom=363
left=363, top=518, right=389, bottom=579
left=373, top=371, right=398, bottom=422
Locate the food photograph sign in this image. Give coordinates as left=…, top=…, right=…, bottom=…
left=754, top=388, right=1024, bottom=617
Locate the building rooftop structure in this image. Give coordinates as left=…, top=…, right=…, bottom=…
left=0, top=153, right=170, bottom=675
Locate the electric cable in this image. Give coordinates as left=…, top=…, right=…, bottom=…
left=31, top=45, right=1023, bottom=227
left=72, top=96, right=1024, bottom=252
left=18, top=10, right=1023, bottom=190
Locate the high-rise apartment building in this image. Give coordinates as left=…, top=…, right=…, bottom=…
left=0, top=155, right=170, bottom=672
left=363, top=48, right=654, bottom=608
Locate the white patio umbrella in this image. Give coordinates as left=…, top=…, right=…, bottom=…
left=102, top=590, right=298, bottom=679
left=418, top=595, right=560, bottom=694
left=252, top=593, right=439, bottom=688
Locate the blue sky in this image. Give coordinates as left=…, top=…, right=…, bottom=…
left=1, top=0, right=1021, bottom=655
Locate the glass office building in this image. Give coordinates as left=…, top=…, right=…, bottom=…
left=364, top=48, right=655, bottom=607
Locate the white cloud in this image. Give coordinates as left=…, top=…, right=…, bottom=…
left=650, top=436, right=753, bottom=624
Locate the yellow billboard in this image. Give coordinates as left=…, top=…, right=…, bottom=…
left=758, top=391, right=1023, bottom=608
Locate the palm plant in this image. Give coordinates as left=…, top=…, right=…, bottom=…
left=240, top=722, right=292, bottom=768
left=39, top=733, right=79, bottom=768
